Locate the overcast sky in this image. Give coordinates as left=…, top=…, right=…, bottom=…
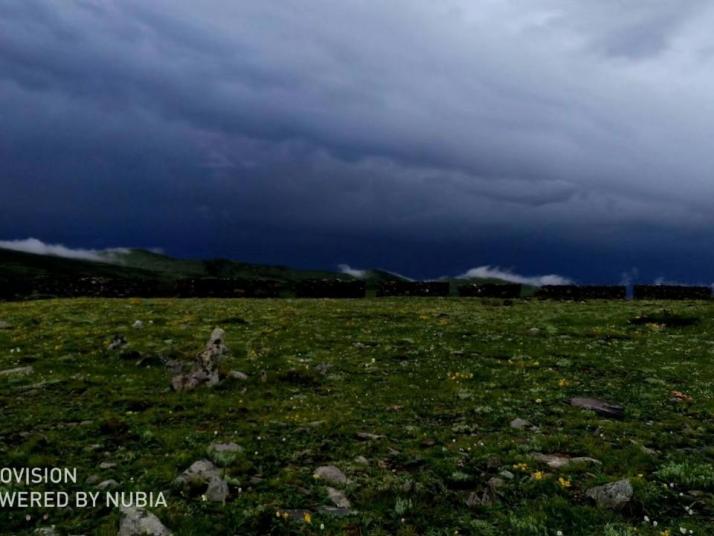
left=2, top=1, right=714, bottom=282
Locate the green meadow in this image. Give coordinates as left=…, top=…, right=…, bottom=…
left=1, top=297, right=713, bottom=535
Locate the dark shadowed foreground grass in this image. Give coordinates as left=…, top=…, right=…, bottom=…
left=1, top=298, right=714, bottom=535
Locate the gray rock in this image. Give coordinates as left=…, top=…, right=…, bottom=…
left=356, top=432, right=384, bottom=440
left=326, top=486, right=351, bottom=508
left=570, top=397, right=624, bottom=419
left=97, top=479, right=119, bottom=490
left=0, top=366, right=33, bottom=378
left=99, top=462, right=117, bottom=470
left=354, top=455, right=369, bottom=466
left=0, top=321, right=12, bottom=330
left=171, top=328, right=228, bottom=391
left=586, top=479, right=633, bottom=509
left=510, top=418, right=532, bottom=430
left=132, top=320, right=144, bottom=329
left=119, top=506, right=172, bottom=536
left=85, top=474, right=101, bottom=485
left=205, top=475, right=229, bottom=503
left=175, top=459, right=229, bottom=502
left=33, top=529, right=58, bottom=536
left=314, top=362, right=332, bottom=376
left=499, top=470, right=515, bottom=480
left=531, top=453, right=601, bottom=469
left=108, top=335, right=128, bottom=351
left=313, top=465, right=348, bottom=486
left=227, top=370, right=248, bottom=381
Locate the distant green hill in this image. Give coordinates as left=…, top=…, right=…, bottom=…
left=0, top=246, right=528, bottom=298
left=0, top=247, right=359, bottom=286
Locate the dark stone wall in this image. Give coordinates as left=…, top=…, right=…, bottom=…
left=174, top=278, right=281, bottom=298
left=294, top=279, right=366, bottom=298
left=0, top=277, right=167, bottom=299
left=633, top=285, right=711, bottom=300
left=535, top=285, right=626, bottom=300
left=377, top=281, right=450, bottom=297
left=457, top=284, right=522, bottom=298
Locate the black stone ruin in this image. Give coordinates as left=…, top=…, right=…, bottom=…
left=457, top=283, right=522, bottom=298
left=174, top=278, right=281, bottom=298
left=294, top=279, right=366, bottom=298
left=633, top=285, right=712, bottom=300
left=376, top=281, right=450, bottom=297
left=535, top=285, right=626, bottom=300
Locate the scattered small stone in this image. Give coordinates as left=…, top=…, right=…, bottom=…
left=99, top=462, right=117, bottom=470
left=132, top=320, right=144, bottom=329
left=313, top=465, right=348, bottom=486
left=174, top=460, right=229, bottom=502
left=108, top=335, right=128, bottom=351
left=205, top=474, right=229, bottom=503
left=585, top=479, right=633, bottom=509
left=356, top=432, right=384, bottom=440
left=570, top=397, right=624, bottom=419
left=466, top=475, right=506, bottom=507
left=227, top=370, right=248, bottom=381
left=510, top=418, right=532, bottom=430
left=0, top=321, right=12, bottom=330
left=499, top=470, right=514, bottom=480
left=119, top=506, right=172, bottom=536
left=34, top=528, right=58, bottom=536
left=97, top=479, right=119, bottom=490
left=326, top=486, right=351, bottom=508
left=0, top=366, right=33, bottom=378
left=85, top=474, right=101, bottom=485
left=354, top=456, right=368, bottom=466
left=530, top=453, right=601, bottom=469
left=314, top=362, right=332, bottom=375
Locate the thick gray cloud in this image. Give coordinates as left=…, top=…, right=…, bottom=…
left=1, top=1, right=714, bottom=281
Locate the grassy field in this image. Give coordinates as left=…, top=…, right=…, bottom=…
left=1, top=298, right=714, bottom=535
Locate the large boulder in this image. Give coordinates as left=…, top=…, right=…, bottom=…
left=586, top=479, right=633, bottom=509
left=171, top=328, right=228, bottom=391
left=174, top=460, right=229, bottom=503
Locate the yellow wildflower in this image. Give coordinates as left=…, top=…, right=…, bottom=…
left=558, top=477, right=571, bottom=488
left=303, top=512, right=312, bottom=524
left=532, top=471, right=545, bottom=481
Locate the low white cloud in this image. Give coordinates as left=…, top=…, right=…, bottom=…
left=0, top=237, right=128, bottom=262
left=458, top=265, right=573, bottom=286
left=338, top=264, right=368, bottom=278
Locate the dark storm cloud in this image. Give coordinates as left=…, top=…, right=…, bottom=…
left=2, top=1, right=714, bottom=281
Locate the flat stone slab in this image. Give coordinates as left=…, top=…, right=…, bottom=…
left=530, top=452, right=601, bottom=469
left=313, top=465, right=348, bottom=486
left=570, top=397, right=624, bottom=419
left=0, top=366, right=33, bottom=378
left=586, top=479, right=633, bottom=509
